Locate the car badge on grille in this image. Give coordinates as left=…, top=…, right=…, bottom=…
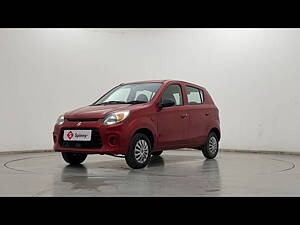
left=76, top=122, right=82, bottom=126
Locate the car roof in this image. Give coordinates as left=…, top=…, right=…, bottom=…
left=122, top=80, right=206, bottom=90
left=122, top=80, right=169, bottom=85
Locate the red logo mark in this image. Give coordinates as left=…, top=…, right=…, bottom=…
left=67, top=131, right=74, bottom=140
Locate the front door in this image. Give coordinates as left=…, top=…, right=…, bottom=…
left=157, top=84, right=189, bottom=149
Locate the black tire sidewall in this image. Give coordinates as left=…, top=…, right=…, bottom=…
left=62, top=152, right=87, bottom=165
left=125, top=133, right=152, bottom=169
left=152, top=150, right=163, bottom=156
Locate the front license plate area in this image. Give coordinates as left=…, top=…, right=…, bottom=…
left=63, top=130, right=92, bottom=141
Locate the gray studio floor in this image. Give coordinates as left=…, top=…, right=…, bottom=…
left=0, top=149, right=299, bottom=196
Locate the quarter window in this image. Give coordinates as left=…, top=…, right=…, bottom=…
left=186, top=86, right=204, bottom=104
left=161, top=84, right=183, bottom=106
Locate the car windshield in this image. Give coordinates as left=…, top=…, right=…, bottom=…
left=93, top=83, right=163, bottom=105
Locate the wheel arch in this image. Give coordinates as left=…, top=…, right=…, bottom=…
left=209, top=127, right=221, bottom=141
left=132, top=128, right=155, bottom=149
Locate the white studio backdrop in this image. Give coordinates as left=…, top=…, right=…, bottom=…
left=0, top=28, right=300, bottom=152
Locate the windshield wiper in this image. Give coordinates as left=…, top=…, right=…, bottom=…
left=94, top=101, right=127, bottom=105
left=126, top=100, right=148, bottom=104
left=92, top=100, right=148, bottom=106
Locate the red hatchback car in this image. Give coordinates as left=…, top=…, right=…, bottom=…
left=53, top=80, right=220, bottom=169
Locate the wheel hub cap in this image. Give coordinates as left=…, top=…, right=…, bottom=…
left=134, top=140, right=149, bottom=163
left=208, top=136, right=218, bottom=154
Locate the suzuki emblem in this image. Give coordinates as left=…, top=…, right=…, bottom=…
left=76, top=122, right=82, bottom=126
left=67, top=131, right=74, bottom=139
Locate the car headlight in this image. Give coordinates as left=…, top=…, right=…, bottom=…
left=56, top=115, right=64, bottom=125
left=103, top=110, right=130, bottom=125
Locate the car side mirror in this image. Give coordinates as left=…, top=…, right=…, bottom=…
left=159, top=98, right=176, bottom=108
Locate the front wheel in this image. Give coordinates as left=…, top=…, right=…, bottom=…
left=125, top=133, right=152, bottom=169
left=202, top=132, right=219, bottom=159
left=61, top=152, right=87, bottom=165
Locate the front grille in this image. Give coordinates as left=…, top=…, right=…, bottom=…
left=60, top=128, right=102, bottom=149
left=66, top=118, right=99, bottom=122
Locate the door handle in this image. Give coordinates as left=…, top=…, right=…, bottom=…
left=181, top=113, right=188, bottom=118
left=205, top=112, right=209, bottom=116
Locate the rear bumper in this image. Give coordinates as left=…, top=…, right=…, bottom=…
left=53, top=119, right=130, bottom=155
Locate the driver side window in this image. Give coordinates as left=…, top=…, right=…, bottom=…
left=161, top=84, right=183, bottom=106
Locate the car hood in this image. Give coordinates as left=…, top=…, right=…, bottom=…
left=64, top=104, right=141, bottom=119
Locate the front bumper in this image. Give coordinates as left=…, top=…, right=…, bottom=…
left=53, top=119, right=130, bottom=155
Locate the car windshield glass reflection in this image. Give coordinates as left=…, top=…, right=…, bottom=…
left=93, top=83, right=162, bottom=105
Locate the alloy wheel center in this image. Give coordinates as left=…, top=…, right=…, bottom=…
left=134, top=139, right=148, bottom=163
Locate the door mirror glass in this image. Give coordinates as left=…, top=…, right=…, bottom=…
left=159, top=98, right=176, bottom=108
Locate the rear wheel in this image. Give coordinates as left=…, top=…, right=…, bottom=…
left=125, top=133, right=152, bottom=169
left=152, top=150, right=163, bottom=156
left=202, top=132, right=219, bottom=159
left=61, top=152, right=87, bottom=165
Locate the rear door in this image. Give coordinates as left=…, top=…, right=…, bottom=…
left=157, top=84, right=189, bottom=149
left=185, top=85, right=209, bottom=146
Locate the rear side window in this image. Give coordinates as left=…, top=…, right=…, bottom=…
left=186, top=86, right=204, bottom=104
left=161, top=84, right=183, bottom=106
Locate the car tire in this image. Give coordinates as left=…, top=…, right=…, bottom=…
left=125, top=133, right=152, bottom=169
left=152, top=150, right=163, bottom=156
left=61, top=152, right=87, bottom=165
left=202, top=132, right=219, bottom=159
